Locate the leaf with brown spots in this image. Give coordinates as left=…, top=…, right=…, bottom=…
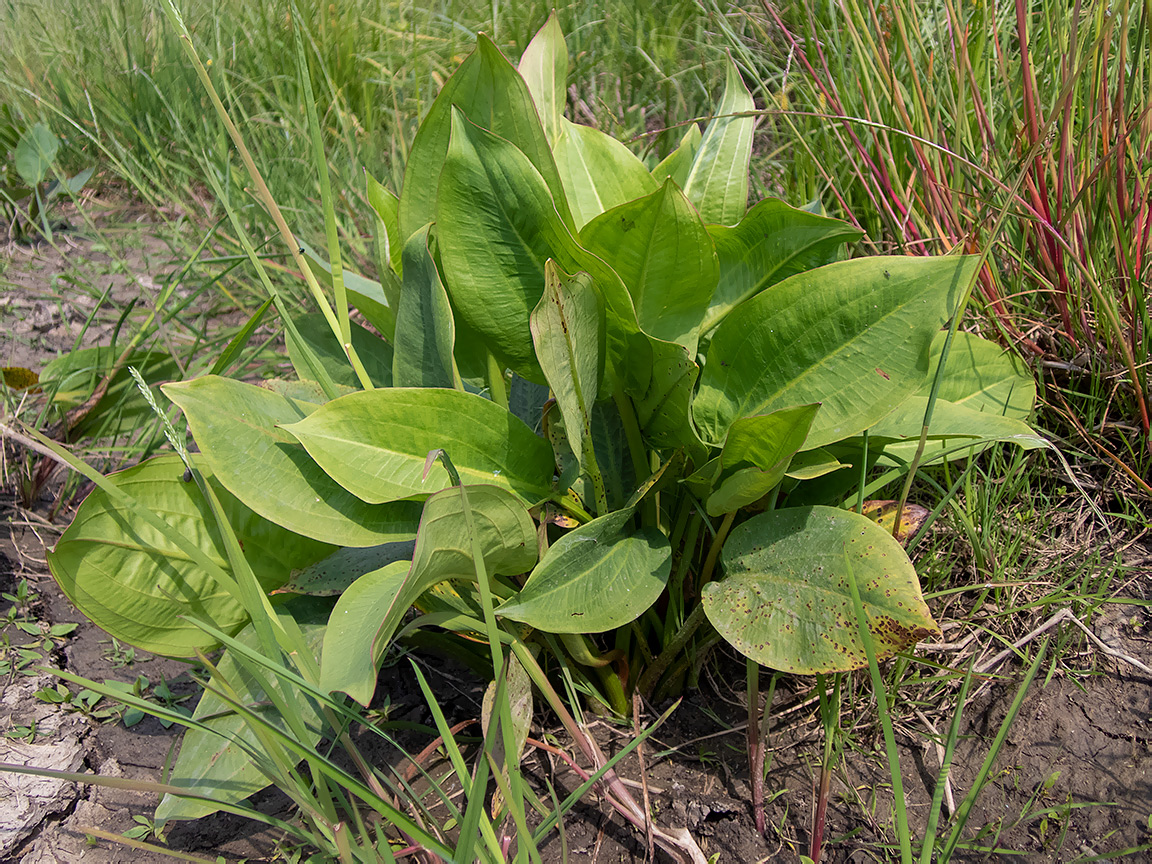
left=2, top=366, right=39, bottom=391
left=860, top=500, right=931, bottom=546
left=702, top=505, right=939, bottom=674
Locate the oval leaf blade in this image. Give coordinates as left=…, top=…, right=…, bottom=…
left=46, top=456, right=333, bottom=656
left=436, top=108, right=640, bottom=384
left=323, top=484, right=537, bottom=704
left=399, top=34, right=573, bottom=239
left=694, top=255, right=978, bottom=448
left=582, top=179, right=718, bottom=352
left=554, top=118, right=658, bottom=229
left=682, top=55, right=754, bottom=226
left=497, top=507, right=671, bottom=633
left=702, top=197, right=864, bottom=333
left=703, top=505, right=939, bottom=674
left=164, top=376, right=421, bottom=547
left=280, top=387, right=555, bottom=505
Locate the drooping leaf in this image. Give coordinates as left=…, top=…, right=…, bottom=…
left=706, top=404, right=820, bottom=516
left=869, top=330, right=1043, bottom=465
left=15, top=122, right=58, bottom=186
left=497, top=506, right=671, bottom=633
left=518, top=11, right=568, bottom=146
left=554, top=119, right=658, bottom=229
left=530, top=261, right=605, bottom=492
left=436, top=109, right=639, bottom=384
left=322, top=485, right=537, bottom=704
left=287, top=312, right=393, bottom=389
left=399, top=34, right=573, bottom=240
left=46, top=456, right=333, bottom=656
left=868, top=396, right=1049, bottom=466
left=163, top=376, right=421, bottom=547
left=279, top=541, right=415, bottom=595
left=280, top=387, right=556, bottom=505
left=154, top=595, right=331, bottom=823
left=581, top=179, right=718, bottom=352
left=701, top=197, right=863, bottom=333
left=651, top=123, right=701, bottom=188
left=682, top=55, right=753, bottom=226
left=392, top=224, right=459, bottom=389
left=319, top=560, right=408, bottom=706
left=785, top=447, right=845, bottom=481
left=918, top=331, right=1035, bottom=417
left=703, top=505, right=939, bottom=673
left=693, top=255, right=977, bottom=448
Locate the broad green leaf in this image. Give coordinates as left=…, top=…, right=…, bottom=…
left=46, top=456, right=333, bottom=656
left=323, top=485, right=537, bottom=704
left=497, top=507, right=671, bottom=633
left=531, top=262, right=605, bottom=492
left=706, top=404, right=819, bottom=516
left=398, top=34, right=573, bottom=240
left=366, top=170, right=403, bottom=277
left=581, top=179, right=718, bottom=352
left=163, top=376, right=421, bottom=547
left=301, top=242, right=397, bottom=342
left=436, top=109, right=639, bottom=384
left=651, top=123, right=701, bottom=188
left=280, top=387, right=555, bottom=505
left=392, top=225, right=459, bottom=389
left=258, top=377, right=354, bottom=403
left=154, top=595, right=330, bottom=823
left=554, top=119, right=658, bottom=229
left=319, top=560, right=408, bottom=705
left=279, top=541, right=415, bottom=595
left=701, top=197, right=864, bottom=333
left=703, top=506, right=939, bottom=673
left=15, top=122, right=58, bottom=186
left=519, top=11, right=567, bottom=146
left=869, top=396, right=1049, bottom=466
left=623, top=333, right=708, bottom=460
left=694, top=255, right=977, bottom=448
left=40, top=347, right=180, bottom=439
left=287, top=312, right=393, bottom=389
left=785, top=448, right=845, bottom=481
left=682, top=56, right=753, bottom=226
left=918, top=331, right=1035, bottom=417
left=869, top=331, right=1041, bottom=465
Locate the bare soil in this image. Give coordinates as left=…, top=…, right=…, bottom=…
left=3, top=216, right=1152, bottom=863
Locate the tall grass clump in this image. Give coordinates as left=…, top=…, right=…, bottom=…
left=750, top=0, right=1151, bottom=467
left=0, top=0, right=766, bottom=248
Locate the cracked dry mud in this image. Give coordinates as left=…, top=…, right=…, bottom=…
left=3, top=220, right=1152, bottom=862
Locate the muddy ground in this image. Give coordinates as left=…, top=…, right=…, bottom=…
left=2, top=215, right=1152, bottom=862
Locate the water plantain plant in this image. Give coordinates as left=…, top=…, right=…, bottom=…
left=38, top=14, right=1048, bottom=853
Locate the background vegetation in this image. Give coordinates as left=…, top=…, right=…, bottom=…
left=2, top=0, right=1149, bottom=860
